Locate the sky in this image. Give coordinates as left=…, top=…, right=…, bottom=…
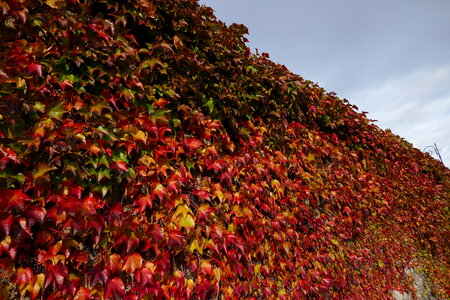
left=198, top=0, right=450, bottom=166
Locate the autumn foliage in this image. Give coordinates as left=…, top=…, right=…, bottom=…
left=0, top=0, right=449, bottom=299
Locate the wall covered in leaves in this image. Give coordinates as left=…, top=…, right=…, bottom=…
left=0, top=0, right=448, bottom=299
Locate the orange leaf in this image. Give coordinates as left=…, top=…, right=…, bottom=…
left=74, top=287, right=91, bottom=300
left=186, top=137, right=202, bottom=150
left=107, top=253, right=122, bottom=274
left=122, top=253, right=143, bottom=273
left=200, top=260, right=213, bottom=276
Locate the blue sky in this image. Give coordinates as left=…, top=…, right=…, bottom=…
left=199, top=0, right=450, bottom=165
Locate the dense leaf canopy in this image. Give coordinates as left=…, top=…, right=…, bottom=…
left=0, top=0, right=449, bottom=299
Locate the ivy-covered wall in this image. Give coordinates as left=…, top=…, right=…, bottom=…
left=0, top=0, right=448, bottom=298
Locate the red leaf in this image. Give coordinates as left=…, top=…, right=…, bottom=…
left=197, top=204, right=214, bottom=221
left=153, top=184, right=167, bottom=201
left=207, top=161, right=223, bottom=173
left=69, top=186, right=83, bottom=199
left=0, top=215, right=14, bottom=236
left=59, top=79, right=73, bottom=90
left=168, top=230, right=184, bottom=250
left=105, top=277, right=125, bottom=299
left=155, top=146, right=170, bottom=160
left=114, top=161, right=128, bottom=172
left=0, top=146, right=20, bottom=166
left=322, top=275, right=334, bottom=287
left=45, top=262, right=67, bottom=289
left=193, top=189, right=210, bottom=201
left=126, top=233, right=139, bottom=253
left=154, top=97, right=169, bottom=108
left=150, top=224, right=164, bottom=243
left=82, top=196, right=103, bottom=215
left=186, top=137, right=202, bottom=150
left=136, top=194, right=153, bottom=213
left=3, top=189, right=30, bottom=210
left=18, top=9, right=27, bottom=24
left=14, top=267, right=34, bottom=286
left=28, top=63, right=43, bottom=77
left=200, top=260, right=213, bottom=276
left=135, top=268, right=154, bottom=286
left=8, top=246, right=17, bottom=260
left=168, top=180, right=179, bottom=193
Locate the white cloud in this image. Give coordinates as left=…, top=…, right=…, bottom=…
left=347, top=65, right=450, bottom=165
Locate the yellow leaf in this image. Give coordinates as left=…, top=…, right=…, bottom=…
left=139, top=154, right=155, bottom=167
left=243, top=207, right=253, bottom=218
left=1, top=236, right=12, bottom=248
left=178, top=213, right=195, bottom=230
left=132, top=130, right=147, bottom=144
left=45, top=0, right=65, bottom=8
left=30, top=273, right=45, bottom=299
left=32, top=164, right=57, bottom=181
left=173, top=204, right=191, bottom=217
left=271, top=179, right=281, bottom=189
left=75, top=133, right=86, bottom=143
left=231, top=205, right=242, bottom=217
left=50, top=254, right=66, bottom=265
left=186, top=279, right=195, bottom=292
left=90, top=101, right=109, bottom=114
left=213, top=267, right=221, bottom=281
left=189, top=239, right=203, bottom=254
left=33, top=101, right=46, bottom=113
left=254, top=264, right=261, bottom=276
left=214, top=189, right=224, bottom=202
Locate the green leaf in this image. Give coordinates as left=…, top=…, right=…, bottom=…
left=113, top=151, right=129, bottom=164
left=185, top=160, right=195, bottom=171
left=0, top=170, right=25, bottom=184
left=98, top=155, right=110, bottom=168
left=63, top=160, right=79, bottom=175
left=97, top=126, right=117, bottom=141
left=172, top=118, right=181, bottom=128
left=93, top=184, right=110, bottom=197
left=61, top=74, right=76, bottom=82
left=90, top=101, right=109, bottom=114
left=203, top=99, right=214, bottom=113
left=97, top=168, right=111, bottom=182
left=140, top=58, right=165, bottom=71
left=33, top=102, right=46, bottom=113
left=32, top=164, right=57, bottom=181
left=48, top=103, right=67, bottom=120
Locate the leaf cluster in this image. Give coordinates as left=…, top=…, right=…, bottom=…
left=0, top=0, right=449, bottom=299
